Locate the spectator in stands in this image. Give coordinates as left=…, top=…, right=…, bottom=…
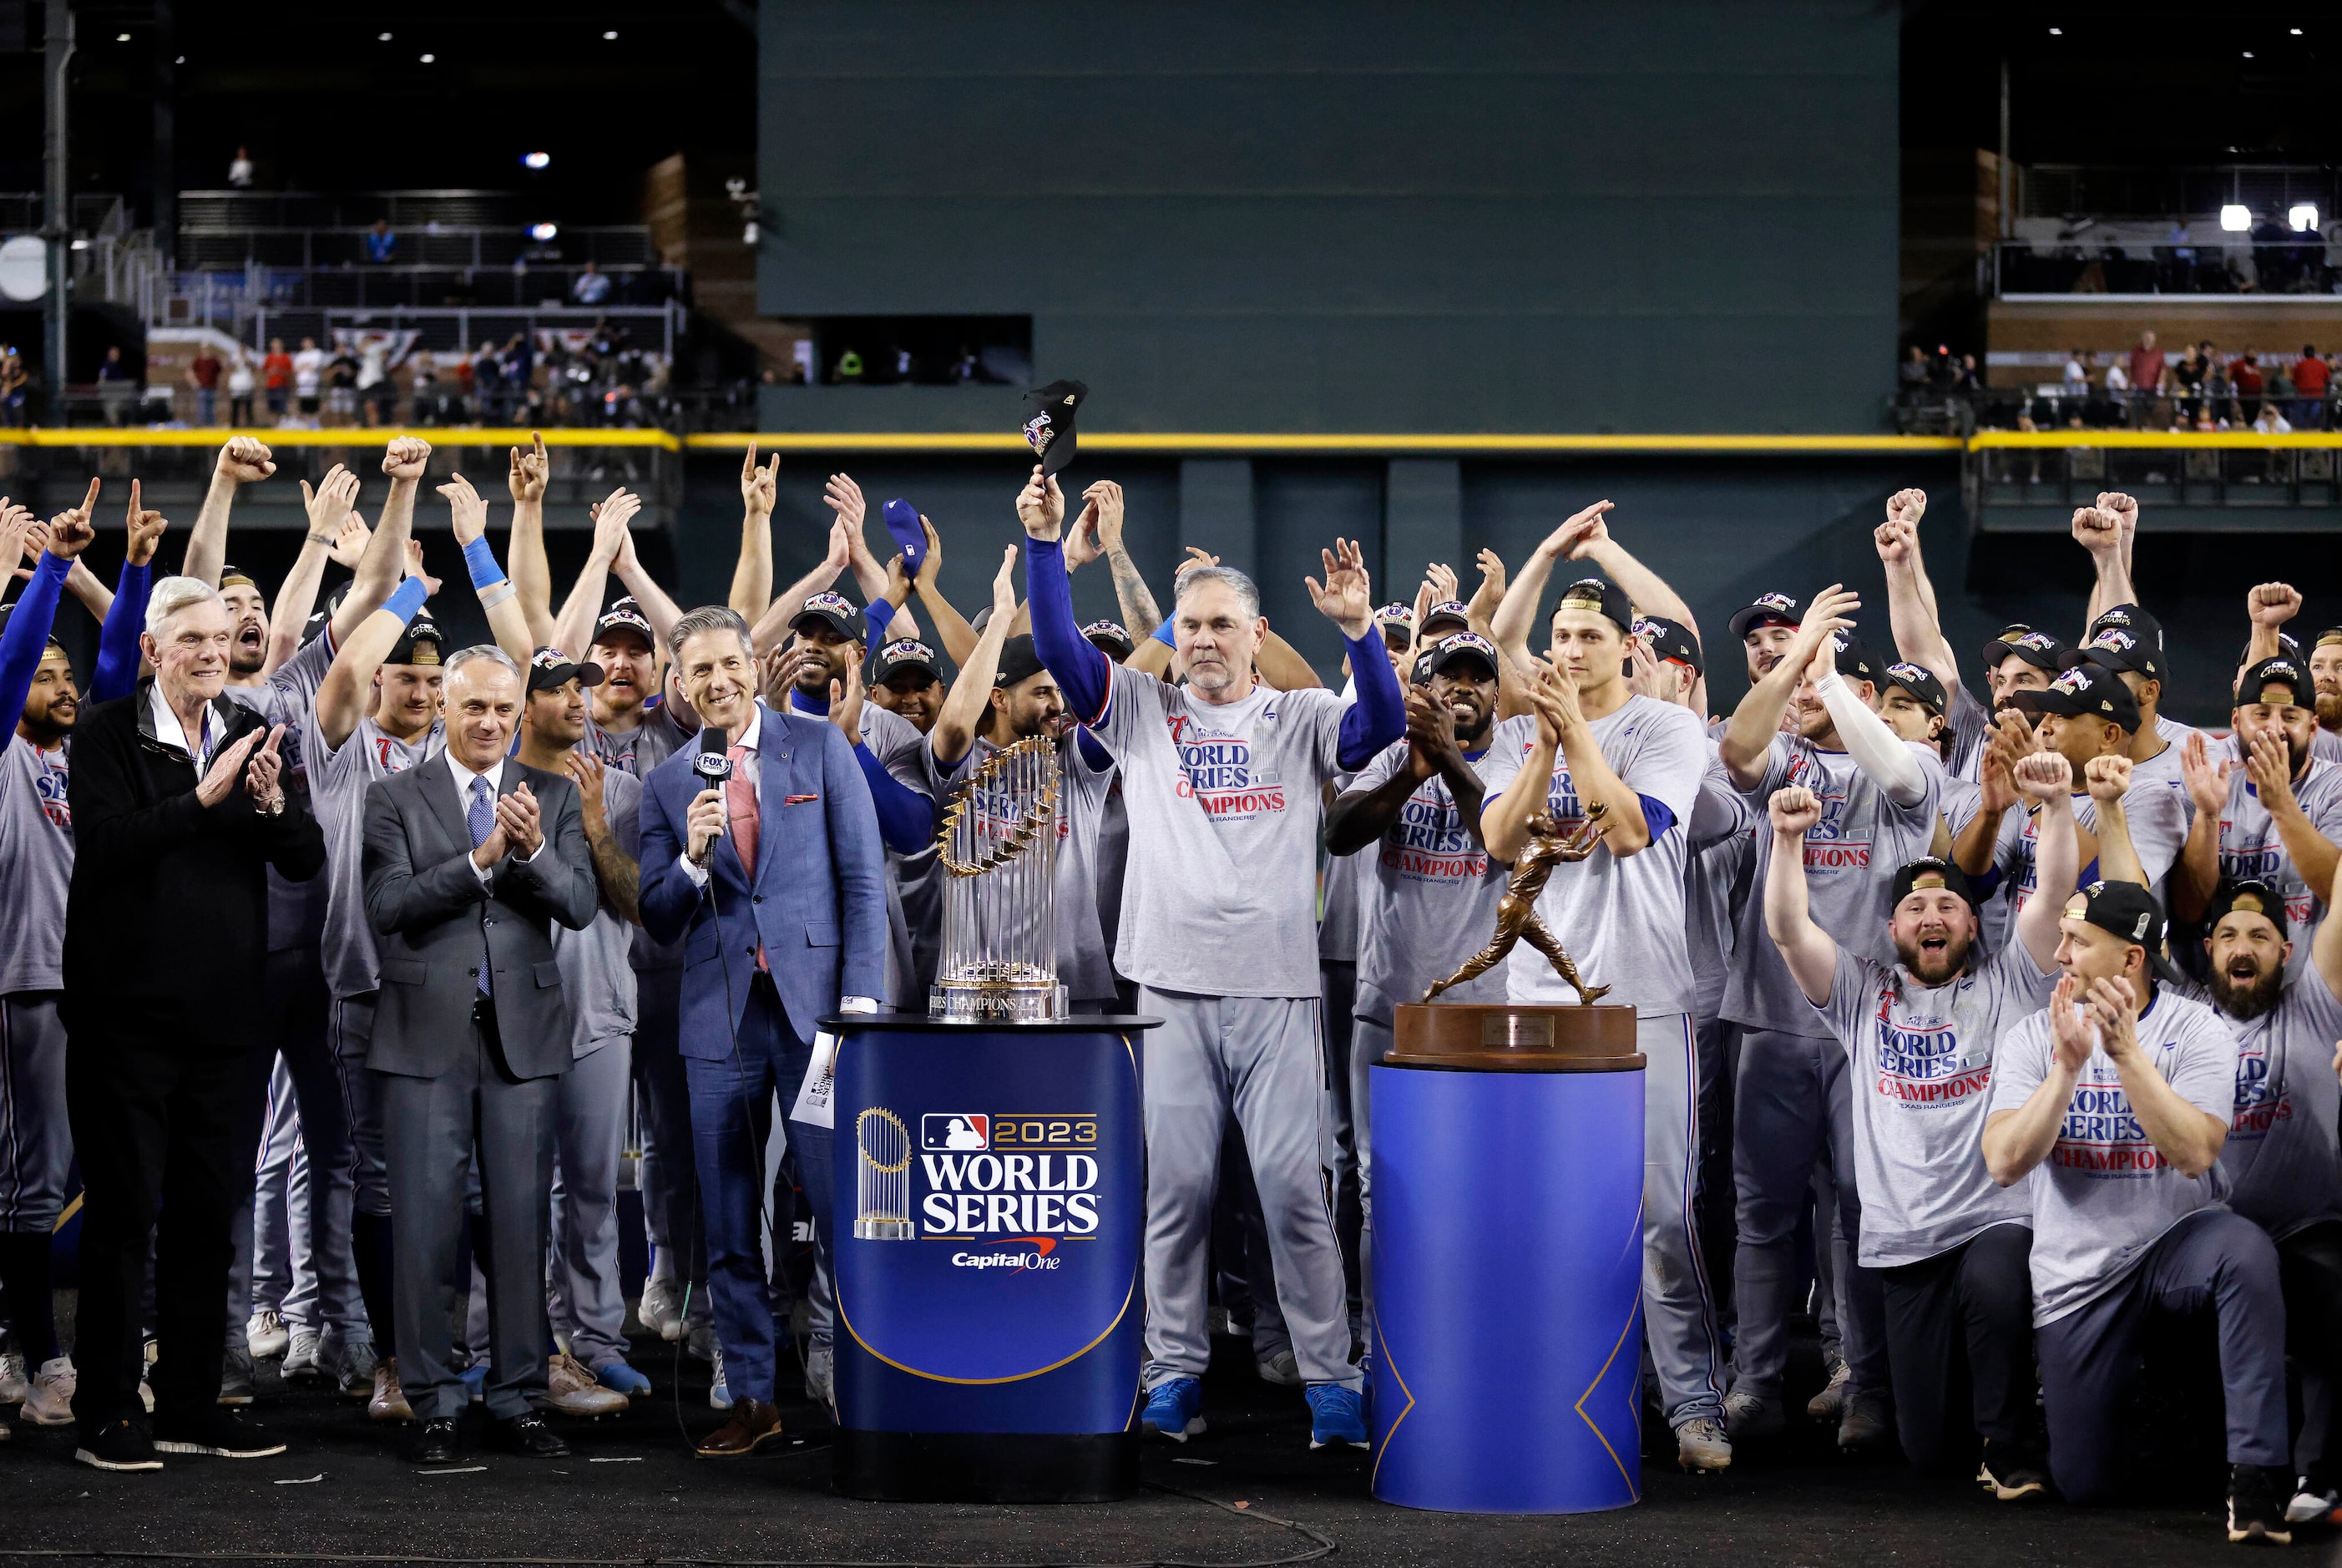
left=364, top=220, right=397, bottom=266
left=408, top=353, right=445, bottom=426
left=2126, top=330, right=2165, bottom=415
left=572, top=261, right=612, bottom=307
left=1899, top=345, right=1930, bottom=400
left=471, top=343, right=503, bottom=423
left=498, top=335, right=536, bottom=424
left=357, top=340, right=395, bottom=427
left=0, top=350, right=27, bottom=427
left=2171, top=341, right=2208, bottom=423
left=2253, top=402, right=2292, bottom=435
left=324, top=343, right=359, bottom=427
left=2233, top=352, right=2265, bottom=424
left=226, top=349, right=255, bottom=427
left=2102, top=353, right=2131, bottom=417
left=2294, top=345, right=2330, bottom=430
left=186, top=345, right=223, bottom=427
left=291, top=336, right=324, bottom=426
left=96, top=346, right=136, bottom=428
left=263, top=336, right=293, bottom=421
left=227, top=146, right=255, bottom=189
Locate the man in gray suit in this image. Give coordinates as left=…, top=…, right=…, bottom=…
left=362, top=645, right=598, bottom=1464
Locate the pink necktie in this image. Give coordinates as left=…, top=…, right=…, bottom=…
left=726, top=743, right=765, bottom=972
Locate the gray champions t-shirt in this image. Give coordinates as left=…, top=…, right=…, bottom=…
left=927, top=729, right=1119, bottom=1005
left=1088, top=663, right=1351, bottom=999
left=2212, top=754, right=2342, bottom=951
left=554, top=764, right=641, bottom=1056
left=1816, top=942, right=2053, bottom=1267
left=2173, top=964, right=2342, bottom=1240
left=1724, top=733, right=1945, bottom=1037
left=1476, top=696, right=1707, bottom=1016
left=313, top=713, right=443, bottom=999
left=1989, top=987, right=2240, bottom=1325
left=0, top=735, right=72, bottom=994
left=1348, top=736, right=1512, bottom=1024
left=1686, top=745, right=1757, bottom=1027
left=1985, top=781, right=2189, bottom=919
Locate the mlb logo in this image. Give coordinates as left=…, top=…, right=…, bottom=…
left=923, top=1114, right=989, bottom=1151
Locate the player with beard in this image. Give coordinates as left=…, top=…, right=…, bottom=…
left=1719, top=587, right=1946, bottom=1452
left=1766, top=746, right=2078, bottom=1499
left=2236, top=584, right=2342, bottom=767
left=927, top=549, right=1120, bottom=1014
left=2314, top=627, right=2342, bottom=765
left=2174, top=657, right=2342, bottom=948
left=2166, top=873, right=2342, bottom=1523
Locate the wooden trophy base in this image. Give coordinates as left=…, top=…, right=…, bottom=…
left=1389, top=1004, right=1642, bottom=1072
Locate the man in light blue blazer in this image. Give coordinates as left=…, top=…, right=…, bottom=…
left=638, top=606, right=889, bottom=1458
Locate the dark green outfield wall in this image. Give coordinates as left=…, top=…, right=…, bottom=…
left=756, top=2, right=1900, bottom=435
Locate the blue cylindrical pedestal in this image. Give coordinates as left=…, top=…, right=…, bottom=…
left=825, top=1014, right=1155, bottom=1503
left=1369, top=1047, right=1646, bottom=1513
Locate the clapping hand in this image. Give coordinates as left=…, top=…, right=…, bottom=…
left=2048, top=975, right=2097, bottom=1074
left=195, top=726, right=267, bottom=808
left=243, top=725, right=287, bottom=812
left=493, top=783, right=543, bottom=859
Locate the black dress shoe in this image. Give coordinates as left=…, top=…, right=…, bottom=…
left=406, top=1417, right=461, bottom=1465
left=488, top=1411, right=569, bottom=1459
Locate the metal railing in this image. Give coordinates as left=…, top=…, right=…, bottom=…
left=1992, top=238, right=2342, bottom=297
left=175, top=225, right=660, bottom=272
left=2016, top=165, right=2342, bottom=225
left=1965, top=430, right=2342, bottom=524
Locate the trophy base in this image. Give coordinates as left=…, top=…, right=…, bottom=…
left=854, top=1218, right=916, bottom=1242
left=928, top=984, right=1070, bottom=1023
left=1389, top=1003, right=1642, bottom=1071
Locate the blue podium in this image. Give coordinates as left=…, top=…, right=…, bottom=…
left=824, top=1013, right=1156, bottom=1502
left=1369, top=1003, right=1646, bottom=1514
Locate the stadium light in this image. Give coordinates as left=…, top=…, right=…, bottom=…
left=378, top=31, right=392, bottom=41
left=419, top=53, right=435, bottom=63
left=2047, top=26, right=2061, bottom=34
left=115, top=32, right=129, bottom=41
left=522, top=152, right=551, bottom=170
left=2221, top=205, right=2252, bottom=232
left=529, top=222, right=559, bottom=242
left=2243, top=50, right=2255, bottom=58
left=602, top=29, right=619, bottom=39
left=2292, top=205, right=2320, bottom=233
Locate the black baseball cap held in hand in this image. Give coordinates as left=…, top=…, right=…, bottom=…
left=1021, top=380, right=1089, bottom=476
left=1080, top=619, right=1135, bottom=659
left=2062, top=879, right=2187, bottom=984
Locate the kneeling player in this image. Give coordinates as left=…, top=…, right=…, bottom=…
left=1983, top=882, right=2290, bottom=1543
left=1763, top=751, right=2075, bottom=1500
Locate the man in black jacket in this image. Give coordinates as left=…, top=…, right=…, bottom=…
left=63, top=575, right=326, bottom=1471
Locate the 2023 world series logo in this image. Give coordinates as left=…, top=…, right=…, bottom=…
left=912, top=1112, right=1105, bottom=1240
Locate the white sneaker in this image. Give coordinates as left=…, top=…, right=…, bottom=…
left=282, top=1327, right=323, bottom=1383
left=638, top=1277, right=684, bottom=1343
left=138, top=1377, right=153, bottom=1414
left=0, top=1350, right=27, bottom=1404
left=709, top=1343, right=731, bottom=1412
left=534, top=1352, right=629, bottom=1418
left=1256, top=1350, right=1302, bottom=1387
left=246, top=1309, right=290, bottom=1361
left=1805, top=1356, right=1852, bottom=1421
left=1677, top=1416, right=1733, bottom=1473
left=23, top=1357, right=73, bottom=1426
left=804, top=1343, right=834, bottom=1409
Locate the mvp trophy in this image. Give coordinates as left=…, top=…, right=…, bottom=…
left=929, top=736, right=1067, bottom=1022
left=1371, top=802, right=1648, bottom=1514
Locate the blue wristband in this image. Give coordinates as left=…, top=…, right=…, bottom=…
left=383, top=575, right=430, bottom=624
left=462, top=535, right=506, bottom=591
left=1151, top=619, right=1176, bottom=649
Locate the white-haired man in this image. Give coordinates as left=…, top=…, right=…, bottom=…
left=63, top=575, right=324, bottom=1469
left=1019, top=465, right=1405, bottom=1451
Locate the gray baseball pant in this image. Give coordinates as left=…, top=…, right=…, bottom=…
left=549, top=1036, right=633, bottom=1370
left=1638, top=1012, right=1729, bottom=1429
left=1730, top=1024, right=1887, bottom=1402
left=225, top=1056, right=302, bottom=1347
left=1137, top=986, right=1358, bottom=1392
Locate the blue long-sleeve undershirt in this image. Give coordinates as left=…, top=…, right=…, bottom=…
left=0, top=552, right=69, bottom=736
left=1025, top=534, right=1404, bottom=770
left=92, top=559, right=149, bottom=703
left=787, top=687, right=934, bottom=856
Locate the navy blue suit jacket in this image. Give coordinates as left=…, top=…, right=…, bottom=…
left=638, top=701, right=890, bottom=1052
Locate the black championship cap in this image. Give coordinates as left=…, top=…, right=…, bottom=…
left=0, top=601, right=66, bottom=656
left=219, top=564, right=258, bottom=591
left=2076, top=619, right=2167, bottom=684
left=1829, top=630, right=1878, bottom=685
left=1883, top=660, right=1948, bottom=714
left=2205, top=878, right=2290, bottom=941
left=527, top=645, right=605, bottom=693
left=869, top=637, right=941, bottom=686
left=1983, top=627, right=2069, bottom=674
left=2237, top=655, right=2314, bottom=711
left=790, top=590, right=863, bottom=643
left=2063, top=879, right=2186, bottom=984
left=1373, top=602, right=1417, bottom=647
left=1415, top=630, right=1500, bottom=681
left=2319, top=627, right=2342, bottom=655
left=1727, top=591, right=1802, bottom=641
left=1891, top=856, right=1980, bottom=918
left=386, top=616, right=443, bottom=667
left=301, top=581, right=352, bottom=648
left=2031, top=662, right=2142, bottom=731
left=1421, top=599, right=1473, bottom=637
left=994, top=633, right=1048, bottom=689
left=1080, top=619, right=1135, bottom=659
left=2087, top=603, right=2166, bottom=659
left=1634, top=615, right=1703, bottom=676
left=593, top=596, right=656, bottom=648
left=1020, top=379, right=1088, bottom=476
left=1555, top=576, right=1636, bottom=635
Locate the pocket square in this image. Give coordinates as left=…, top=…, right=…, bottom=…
left=783, top=793, right=821, bottom=805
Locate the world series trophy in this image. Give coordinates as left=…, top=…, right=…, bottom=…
left=928, top=735, right=1068, bottom=1022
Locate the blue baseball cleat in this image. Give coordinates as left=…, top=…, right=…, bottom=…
left=1141, top=1377, right=1206, bottom=1442
left=1307, top=1384, right=1369, bottom=1450
left=594, top=1358, right=653, bottom=1397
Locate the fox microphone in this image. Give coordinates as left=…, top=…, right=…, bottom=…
left=692, top=728, right=733, bottom=838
